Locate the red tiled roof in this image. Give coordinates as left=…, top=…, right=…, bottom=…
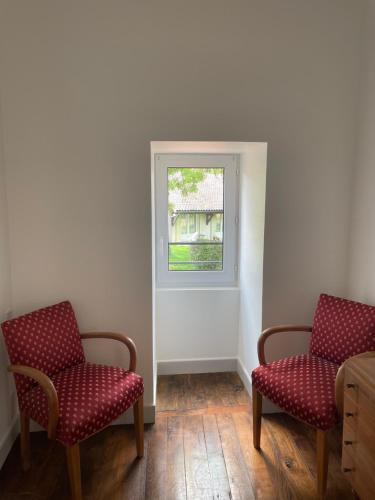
left=169, top=173, right=224, bottom=213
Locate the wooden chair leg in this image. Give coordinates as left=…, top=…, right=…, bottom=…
left=252, top=386, right=262, bottom=449
left=317, top=429, right=329, bottom=499
left=66, top=444, right=82, bottom=500
left=133, top=394, right=144, bottom=458
left=20, top=412, right=31, bottom=471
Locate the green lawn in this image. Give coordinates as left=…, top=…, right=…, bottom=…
left=169, top=245, right=196, bottom=270
left=169, top=244, right=223, bottom=271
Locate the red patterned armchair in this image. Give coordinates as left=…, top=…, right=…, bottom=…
left=1, top=301, right=144, bottom=500
left=251, top=293, right=375, bottom=499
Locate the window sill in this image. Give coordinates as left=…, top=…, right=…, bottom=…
left=155, top=286, right=240, bottom=292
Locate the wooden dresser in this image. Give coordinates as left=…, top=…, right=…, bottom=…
left=342, top=357, right=375, bottom=500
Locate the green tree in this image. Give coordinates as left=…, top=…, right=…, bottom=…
left=168, top=167, right=223, bottom=213
left=168, top=168, right=223, bottom=195
left=168, top=168, right=207, bottom=196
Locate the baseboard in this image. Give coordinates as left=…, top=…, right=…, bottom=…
left=0, top=414, right=19, bottom=470
left=157, top=357, right=237, bottom=375
left=30, top=421, right=44, bottom=432
left=113, top=404, right=155, bottom=425
left=236, top=357, right=252, bottom=396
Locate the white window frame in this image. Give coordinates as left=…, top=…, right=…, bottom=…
left=154, top=153, right=239, bottom=287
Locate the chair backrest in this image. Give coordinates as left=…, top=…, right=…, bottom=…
left=1, top=301, right=85, bottom=396
left=310, top=293, right=375, bottom=365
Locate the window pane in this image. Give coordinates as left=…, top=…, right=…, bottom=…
left=188, top=214, right=196, bottom=233
left=168, top=167, right=224, bottom=271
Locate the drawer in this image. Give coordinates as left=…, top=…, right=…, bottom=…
left=352, top=453, right=375, bottom=500
left=357, top=389, right=375, bottom=422
left=342, top=445, right=375, bottom=500
left=341, top=447, right=355, bottom=478
left=343, top=395, right=358, bottom=430
left=342, top=418, right=356, bottom=447
left=344, top=375, right=359, bottom=402
left=355, top=413, right=375, bottom=467
left=343, top=416, right=375, bottom=469
left=345, top=369, right=375, bottom=416
left=342, top=359, right=375, bottom=500
left=342, top=445, right=355, bottom=482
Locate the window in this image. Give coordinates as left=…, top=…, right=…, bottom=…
left=155, top=153, right=239, bottom=286
left=168, top=167, right=224, bottom=271
left=188, top=214, right=196, bottom=234
left=215, top=214, right=223, bottom=232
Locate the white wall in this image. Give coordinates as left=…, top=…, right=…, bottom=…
left=0, top=1, right=155, bottom=414
left=348, top=0, right=375, bottom=304
left=0, top=0, right=363, bottom=436
left=237, top=146, right=267, bottom=383
left=257, top=0, right=363, bottom=363
left=0, top=101, right=18, bottom=468
left=156, top=288, right=239, bottom=365
left=0, top=116, right=11, bottom=323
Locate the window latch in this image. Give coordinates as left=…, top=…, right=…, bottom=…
left=160, top=237, right=164, bottom=257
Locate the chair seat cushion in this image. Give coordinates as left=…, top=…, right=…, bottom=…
left=19, top=362, right=144, bottom=446
left=251, top=354, right=340, bottom=430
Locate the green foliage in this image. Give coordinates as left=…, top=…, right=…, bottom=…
left=169, top=243, right=223, bottom=271
left=168, top=168, right=207, bottom=196
left=191, top=243, right=223, bottom=270
left=168, top=168, right=223, bottom=196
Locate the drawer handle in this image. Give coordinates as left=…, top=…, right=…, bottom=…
left=346, top=383, right=356, bottom=389
left=343, top=468, right=354, bottom=473
left=344, top=440, right=353, bottom=445
left=345, top=412, right=355, bottom=417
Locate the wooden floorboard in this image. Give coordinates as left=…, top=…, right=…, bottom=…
left=183, top=414, right=213, bottom=499
left=216, top=412, right=255, bottom=500
left=232, top=411, right=279, bottom=500
left=202, top=414, right=231, bottom=499
left=0, top=371, right=352, bottom=499
left=145, top=418, right=167, bottom=500
left=166, top=416, right=186, bottom=500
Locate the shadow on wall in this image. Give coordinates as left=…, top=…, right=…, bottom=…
left=0, top=331, right=19, bottom=468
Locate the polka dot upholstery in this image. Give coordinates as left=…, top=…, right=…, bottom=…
left=19, top=363, right=144, bottom=446
left=252, top=354, right=339, bottom=430
left=310, top=294, right=375, bottom=364
left=2, top=301, right=85, bottom=396
left=1, top=301, right=145, bottom=446
left=252, top=293, right=375, bottom=431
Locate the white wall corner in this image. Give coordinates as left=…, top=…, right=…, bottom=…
left=236, top=357, right=252, bottom=396
left=0, top=413, right=19, bottom=469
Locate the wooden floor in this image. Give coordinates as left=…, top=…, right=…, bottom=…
left=0, top=372, right=352, bottom=499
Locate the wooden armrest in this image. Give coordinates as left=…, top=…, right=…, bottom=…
left=80, top=332, right=137, bottom=372
left=8, top=365, right=59, bottom=439
left=257, top=324, right=313, bottom=365
left=335, top=351, right=375, bottom=416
